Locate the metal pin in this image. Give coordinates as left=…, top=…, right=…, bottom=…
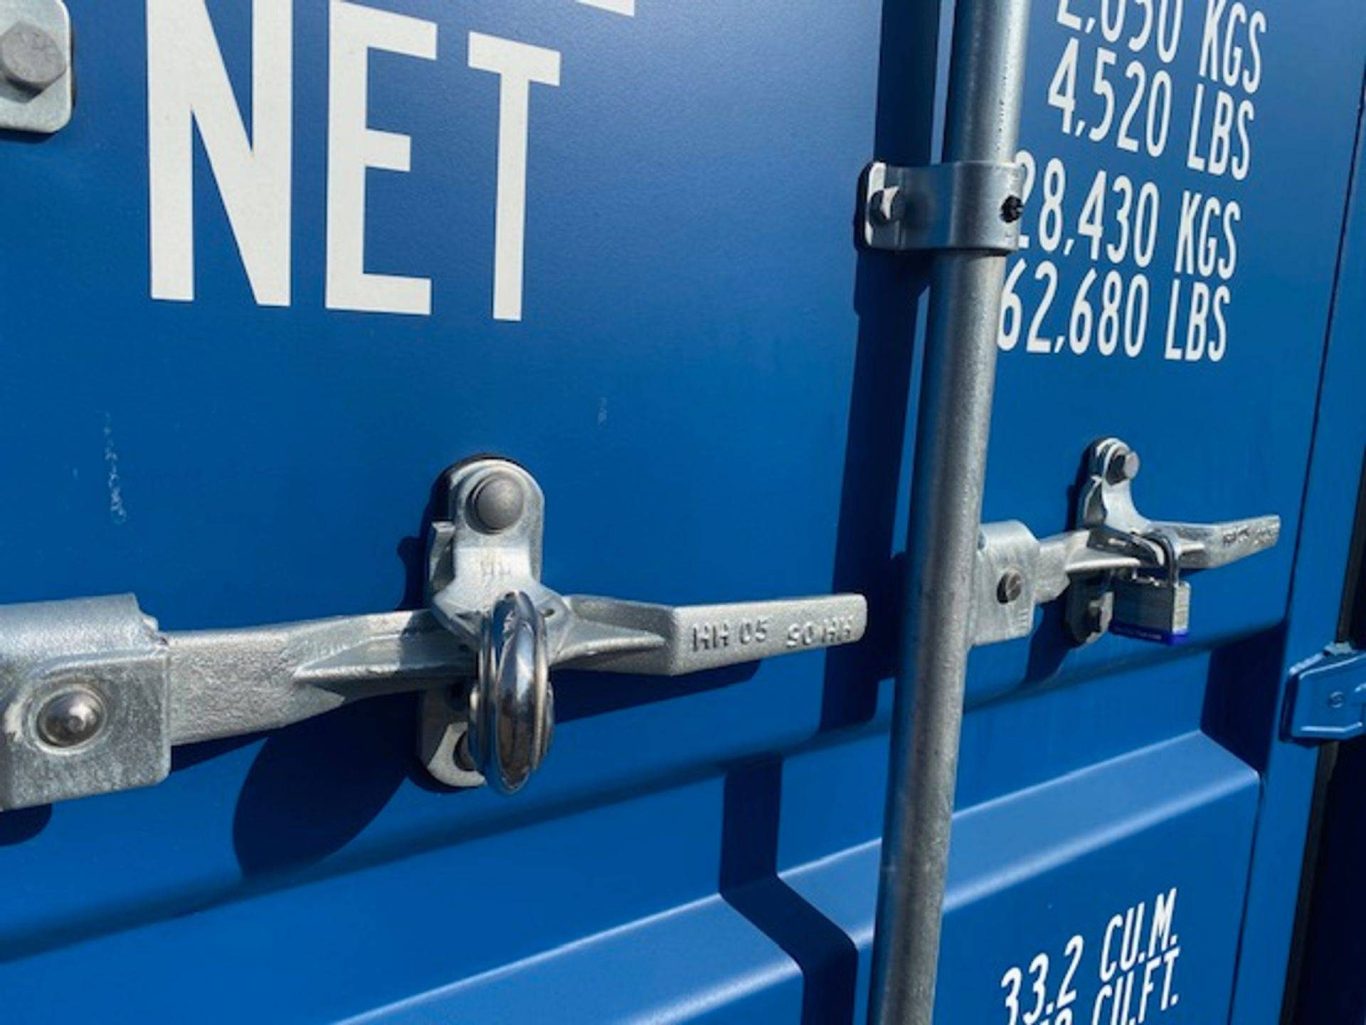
left=469, top=472, right=527, bottom=534
left=996, top=569, right=1025, bottom=604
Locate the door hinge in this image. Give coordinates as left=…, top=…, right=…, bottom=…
left=1286, top=646, right=1366, bottom=742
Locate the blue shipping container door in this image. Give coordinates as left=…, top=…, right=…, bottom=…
left=0, top=0, right=1363, bottom=1022
left=1264, top=67, right=1366, bottom=1025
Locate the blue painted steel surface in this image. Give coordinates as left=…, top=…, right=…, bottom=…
left=1286, top=647, right=1366, bottom=741
left=1249, top=84, right=1366, bottom=1025
left=0, top=0, right=1361, bottom=1022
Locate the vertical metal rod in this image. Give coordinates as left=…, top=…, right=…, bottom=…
left=867, top=2, right=1032, bottom=1024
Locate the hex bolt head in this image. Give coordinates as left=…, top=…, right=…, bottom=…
left=1000, top=195, right=1024, bottom=223
left=468, top=472, right=526, bottom=534
left=1329, top=691, right=1348, bottom=710
left=996, top=569, right=1025, bottom=605
left=1105, top=447, right=1142, bottom=485
left=0, top=21, right=67, bottom=94
left=37, top=688, right=106, bottom=748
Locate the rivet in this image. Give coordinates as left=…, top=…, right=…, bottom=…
left=468, top=472, right=526, bottom=534
left=37, top=688, right=106, bottom=748
left=996, top=569, right=1025, bottom=605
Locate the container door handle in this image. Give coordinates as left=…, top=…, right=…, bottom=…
left=972, top=437, right=1280, bottom=647
left=0, top=458, right=865, bottom=809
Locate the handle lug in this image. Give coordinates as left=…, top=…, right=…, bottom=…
left=0, top=457, right=868, bottom=809
left=973, top=438, right=1280, bottom=647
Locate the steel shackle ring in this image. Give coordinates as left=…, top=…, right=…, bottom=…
left=467, top=591, right=553, bottom=794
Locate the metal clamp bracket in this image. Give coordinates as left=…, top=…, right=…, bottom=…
left=972, top=437, right=1281, bottom=647
left=859, top=160, right=1024, bottom=253
left=0, top=458, right=866, bottom=810
left=1286, top=646, right=1366, bottom=741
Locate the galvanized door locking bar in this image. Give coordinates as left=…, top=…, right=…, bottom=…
left=865, top=3, right=1034, bottom=1022
left=0, top=458, right=866, bottom=810
left=972, top=437, right=1280, bottom=647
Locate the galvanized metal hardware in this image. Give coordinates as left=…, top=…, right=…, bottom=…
left=466, top=591, right=551, bottom=794
left=972, top=437, right=1281, bottom=648
left=36, top=686, right=105, bottom=747
left=0, top=0, right=71, bottom=135
left=868, top=4, right=1034, bottom=1022
left=860, top=160, right=1025, bottom=253
left=1286, top=646, right=1366, bottom=741
left=420, top=459, right=868, bottom=793
left=0, top=458, right=866, bottom=810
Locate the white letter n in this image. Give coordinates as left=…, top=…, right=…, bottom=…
left=148, top=0, right=292, bottom=306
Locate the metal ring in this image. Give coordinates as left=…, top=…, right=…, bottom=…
left=467, top=591, right=552, bottom=794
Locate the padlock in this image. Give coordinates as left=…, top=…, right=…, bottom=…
left=1109, top=532, right=1190, bottom=645
left=1110, top=576, right=1191, bottom=644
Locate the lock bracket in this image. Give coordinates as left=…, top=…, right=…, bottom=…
left=971, top=438, right=1281, bottom=648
